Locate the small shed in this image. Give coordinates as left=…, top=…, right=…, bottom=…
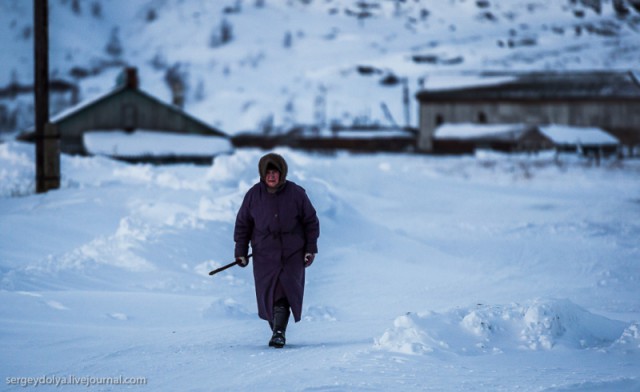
left=20, top=67, right=228, bottom=158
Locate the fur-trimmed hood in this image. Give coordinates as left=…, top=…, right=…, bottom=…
left=258, top=153, right=288, bottom=187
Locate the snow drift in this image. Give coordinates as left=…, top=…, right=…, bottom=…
left=375, top=298, right=639, bottom=355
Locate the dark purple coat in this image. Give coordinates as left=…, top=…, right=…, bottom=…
left=234, top=180, right=320, bottom=323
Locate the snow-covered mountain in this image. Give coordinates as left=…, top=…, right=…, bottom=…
left=1, top=0, right=640, bottom=138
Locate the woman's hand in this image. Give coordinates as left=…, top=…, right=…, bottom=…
left=304, top=253, right=315, bottom=268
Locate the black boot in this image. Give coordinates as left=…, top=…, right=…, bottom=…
left=269, top=305, right=290, bottom=348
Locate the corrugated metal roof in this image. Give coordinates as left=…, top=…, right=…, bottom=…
left=416, top=71, right=640, bottom=101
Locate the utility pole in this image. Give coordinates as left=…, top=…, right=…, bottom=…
left=34, top=0, right=59, bottom=193
left=402, top=78, right=410, bottom=128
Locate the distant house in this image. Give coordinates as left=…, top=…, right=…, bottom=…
left=416, top=71, right=640, bottom=155
left=19, top=67, right=230, bottom=161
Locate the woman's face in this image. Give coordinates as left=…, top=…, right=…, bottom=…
left=265, top=169, right=280, bottom=188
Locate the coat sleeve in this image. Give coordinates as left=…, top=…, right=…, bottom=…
left=234, top=190, right=254, bottom=258
left=301, top=190, right=320, bottom=254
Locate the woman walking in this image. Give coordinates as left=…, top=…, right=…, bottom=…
left=234, top=153, right=320, bottom=348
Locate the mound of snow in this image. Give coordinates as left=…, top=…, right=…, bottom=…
left=52, top=217, right=156, bottom=272
left=0, top=142, right=35, bottom=197
left=205, top=149, right=263, bottom=186
left=610, top=323, right=640, bottom=353
left=374, top=299, right=629, bottom=355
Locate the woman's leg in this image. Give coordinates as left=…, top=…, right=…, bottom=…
left=269, top=280, right=290, bottom=348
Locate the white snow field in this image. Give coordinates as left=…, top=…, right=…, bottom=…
left=1, top=142, right=639, bottom=391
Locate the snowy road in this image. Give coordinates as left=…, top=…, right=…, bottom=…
left=1, top=144, right=639, bottom=391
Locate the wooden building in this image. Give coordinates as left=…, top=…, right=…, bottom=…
left=20, top=67, right=227, bottom=157
left=416, top=71, right=640, bottom=154
left=232, top=125, right=417, bottom=152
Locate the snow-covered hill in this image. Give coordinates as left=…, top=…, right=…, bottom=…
left=1, top=0, right=640, bottom=137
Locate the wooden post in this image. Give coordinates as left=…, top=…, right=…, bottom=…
left=43, top=123, right=60, bottom=189
left=34, top=0, right=59, bottom=192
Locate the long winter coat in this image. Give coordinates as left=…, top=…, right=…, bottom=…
left=234, top=154, right=320, bottom=323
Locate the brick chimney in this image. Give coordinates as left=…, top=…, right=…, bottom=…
left=125, top=67, right=138, bottom=89
left=117, top=67, right=139, bottom=89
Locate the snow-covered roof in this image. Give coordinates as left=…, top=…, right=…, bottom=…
left=435, top=123, right=619, bottom=146
left=83, top=130, right=233, bottom=157
left=424, top=74, right=518, bottom=92
left=332, top=128, right=415, bottom=139
left=539, top=125, right=619, bottom=145
left=434, top=123, right=530, bottom=140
